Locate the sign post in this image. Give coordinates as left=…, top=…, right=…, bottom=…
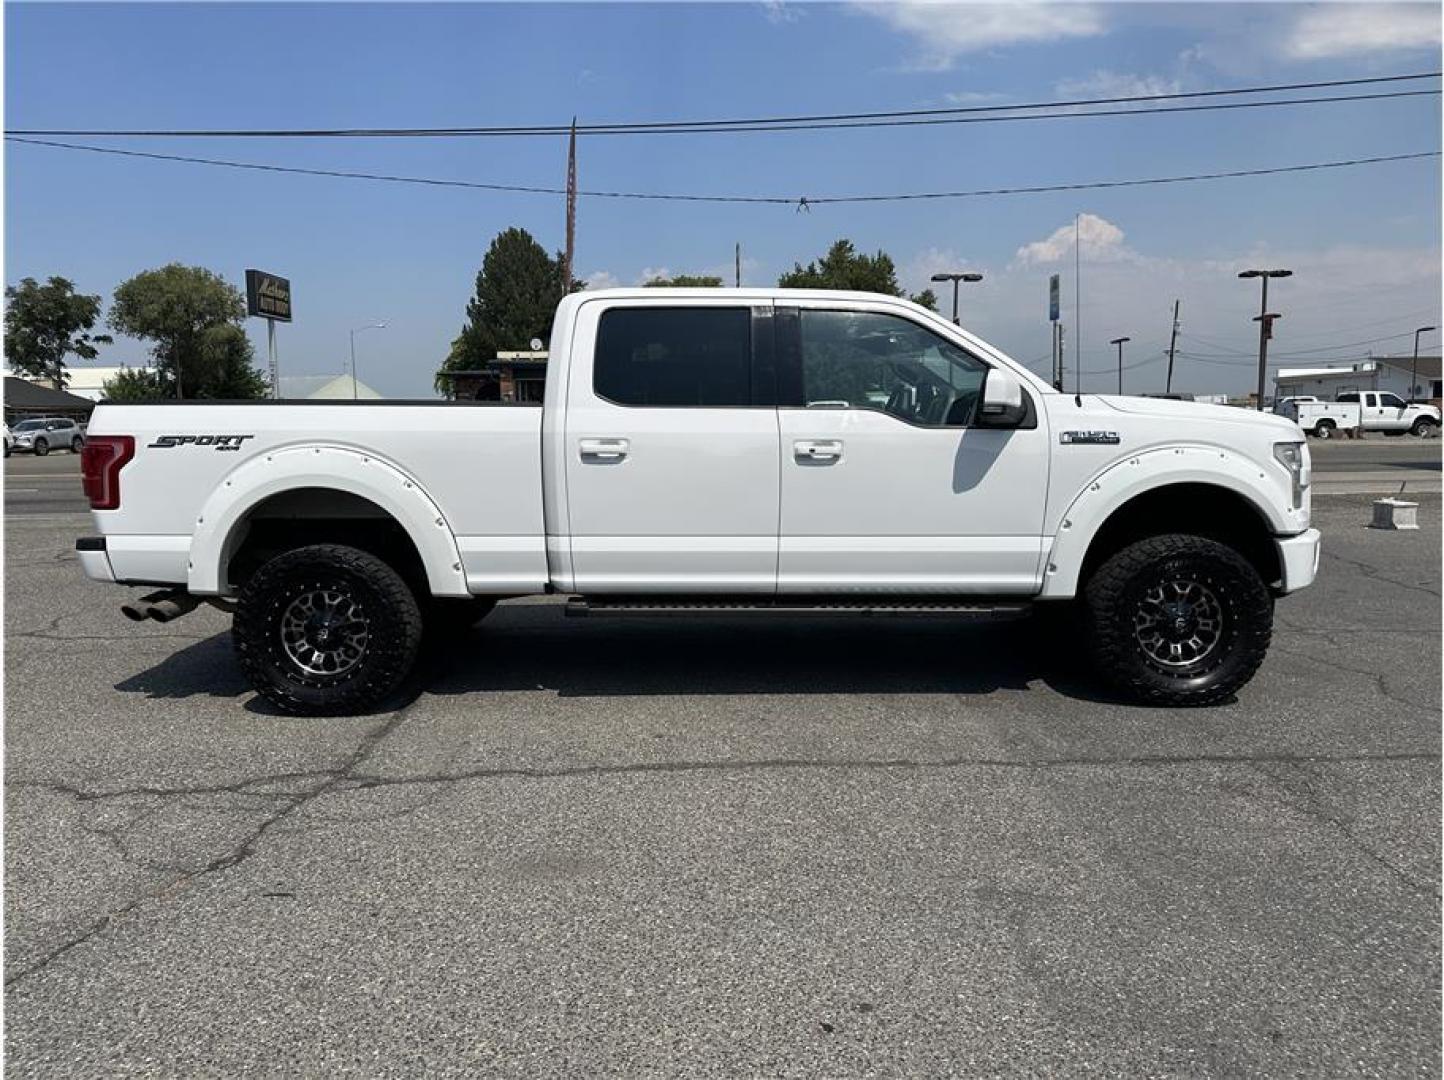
left=245, top=269, right=292, bottom=399
left=1049, top=274, right=1062, bottom=390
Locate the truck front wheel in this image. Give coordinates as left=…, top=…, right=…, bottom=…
left=234, top=543, right=423, bottom=716
left=1084, top=534, right=1272, bottom=707
left=1411, top=417, right=1439, bottom=437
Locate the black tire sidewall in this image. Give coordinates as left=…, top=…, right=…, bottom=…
left=33, top=439, right=48, bottom=456
left=235, top=545, right=422, bottom=715
left=1314, top=421, right=1334, bottom=439
left=71, top=437, right=84, bottom=452
left=1087, top=536, right=1272, bottom=705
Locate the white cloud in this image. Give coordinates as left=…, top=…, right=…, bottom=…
left=901, top=247, right=986, bottom=300
left=582, top=270, right=619, bottom=291
left=941, top=90, right=1009, bottom=105
left=855, top=2, right=1105, bottom=70
left=761, top=0, right=803, bottom=25
left=1054, top=70, right=1182, bottom=100
left=638, top=266, right=670, bottom=284
left=1286, top=3, right=1441, bottom=58
left=1015, top=213, right=1132, bottom=265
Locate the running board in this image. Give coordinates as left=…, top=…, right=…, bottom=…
left=566, top=596, right=1033, bottom=619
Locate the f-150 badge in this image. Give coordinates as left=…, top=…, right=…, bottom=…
left=1059, top=430, right=1120, bottom=445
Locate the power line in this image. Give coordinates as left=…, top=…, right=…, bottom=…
left=1180, top=329, right=1424, bottom=360
left=9, top=73, right=1439, bottom=138
left=8, top=137, right=1437, bottom=207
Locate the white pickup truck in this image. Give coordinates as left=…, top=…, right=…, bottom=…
left=1282, top=391, right=1441, bottom=439
left=77, top=289, right=1320, bottom=714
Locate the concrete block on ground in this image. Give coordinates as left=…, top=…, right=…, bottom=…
left=1370, top=498, right=1420, bottom=530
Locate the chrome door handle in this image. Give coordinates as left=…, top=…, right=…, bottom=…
left=794, top=439, right=842, bottom=462
left=579, top=437, right=629, bottom=461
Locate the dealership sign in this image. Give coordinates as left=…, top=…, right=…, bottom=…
left=245, top=269, right=292, bottom=322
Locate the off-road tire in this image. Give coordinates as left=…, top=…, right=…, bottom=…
left=234, top=544, right=422, bottom=716
left=1411, top=417, right=1439, bottom=437
left=70, top=436, right=84, bottom=452
left=32, top=438, right=49, bottom=457
left=425, top=596, right=498, bottom=638
left=1312, top=419, right=1335, bottom=439
left=1084, top=534, right=1272, bottom=707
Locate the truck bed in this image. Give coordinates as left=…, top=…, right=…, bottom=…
left=84, top=401, right=547, bottom=594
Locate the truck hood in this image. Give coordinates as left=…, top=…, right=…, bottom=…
left=1097, top=395, right=1302, bottom=438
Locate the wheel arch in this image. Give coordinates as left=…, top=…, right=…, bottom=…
left=187, top=445, right=469, bottom=598
left=1042, top=448, right=1290, bottom=599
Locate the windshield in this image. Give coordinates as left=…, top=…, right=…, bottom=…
left=14, top=420, right=46, bottom=432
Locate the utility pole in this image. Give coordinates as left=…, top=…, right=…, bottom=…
left=1411, top=325, right=1436, bottom=402
left=1238, top=268, right=1291, bottom=410
left=1165, top=299, right=1180, bottom=395
left=1110, top=336, right=1131, bottom=395
left=735, top=242, right=741, bottom=287
left=562, top=117, right=577, bottom=293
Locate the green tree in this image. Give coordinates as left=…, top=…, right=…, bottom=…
left=101, top=365, right=168, bottom=402
left=3, top=276, right=112, bottom=388
left=436, top=228, right=580, bottom=396
left=643, top=274, right=724, bottom=287
left=108, top=264, right=267, bottom=399
left=778, top=239, right=939, bottom=309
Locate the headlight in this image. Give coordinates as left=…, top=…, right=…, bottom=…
left=1273, top=440, right=1310, bottom=509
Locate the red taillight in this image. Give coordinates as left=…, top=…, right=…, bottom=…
left=80, top=435, right=135, bottom=510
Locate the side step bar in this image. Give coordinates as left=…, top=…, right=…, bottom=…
left=566, top=596, right=1032, bottom=619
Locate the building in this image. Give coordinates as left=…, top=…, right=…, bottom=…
left=3, top=377, right=96, bottom=423
left=1, top=364, right=141, bottom=402
left=1276, top=356, right=1441, bottom=403
left=441, top=350, right=548, bottom=402
left=277, top=373, right=382, bottom=400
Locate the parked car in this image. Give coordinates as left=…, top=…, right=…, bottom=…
left=3, top=424, right=12, bottom=458
left=10, top=417, right=86, bottom=455
left=1272, top=395, right=1318, bottom=416
left=76, top=288, right=1319, bottom=714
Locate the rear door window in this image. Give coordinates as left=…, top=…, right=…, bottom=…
left=594, top=307, right=752, bottom=407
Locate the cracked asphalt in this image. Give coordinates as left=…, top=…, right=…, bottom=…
left=4, top=496, right=1440, bottom=1076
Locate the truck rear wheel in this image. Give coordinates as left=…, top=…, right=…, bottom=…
left=1312, top=419, right=1335, bottom=439
left=234, top=543, right=422, bottom=716
left=1084, top=534, right=1272, bottom=707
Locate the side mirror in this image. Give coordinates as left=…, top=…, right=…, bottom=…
left=977, top=367, right=1028, bottom=428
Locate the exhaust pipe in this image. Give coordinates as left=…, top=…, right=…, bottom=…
left=121, top=589, right=201, bottom=624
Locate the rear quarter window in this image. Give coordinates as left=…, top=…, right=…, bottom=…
left=594, top=307, right=751, bottom=407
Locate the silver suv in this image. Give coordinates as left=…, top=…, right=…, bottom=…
left=10, top=417, right=85, bottom=456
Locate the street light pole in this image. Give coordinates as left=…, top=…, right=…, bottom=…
left=1238, top=268, right=1292, bottom=410
left=930, top=271, right=984, bottom=325
left=1109, top=336, right=1130, bottom=395
left=1411, top=325, right=1436, bottom=403
left=348, top=322, right=387, bottom=400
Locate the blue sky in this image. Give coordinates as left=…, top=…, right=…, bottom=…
left=6, top=1, right=1441, bottom=396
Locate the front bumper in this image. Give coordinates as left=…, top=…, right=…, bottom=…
left=1275, top=528, right=1321, bottom=594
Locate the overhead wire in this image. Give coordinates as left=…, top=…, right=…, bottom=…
left=7, top=137, right=1438, bottom=208
left=10, top=72, right=1439, bottom=138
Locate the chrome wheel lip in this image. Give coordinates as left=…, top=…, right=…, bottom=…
left=278, top=586, right=370, bottom=679
left=1133, top=576, right=1225, bottom=669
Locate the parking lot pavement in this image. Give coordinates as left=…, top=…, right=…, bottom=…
left=4, top=496, right=1439, bottom=1075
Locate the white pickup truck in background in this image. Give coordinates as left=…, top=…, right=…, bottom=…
left=77, top=289, right=1320, bottom=714
left=1281, top=391, right=1441, bottom=439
